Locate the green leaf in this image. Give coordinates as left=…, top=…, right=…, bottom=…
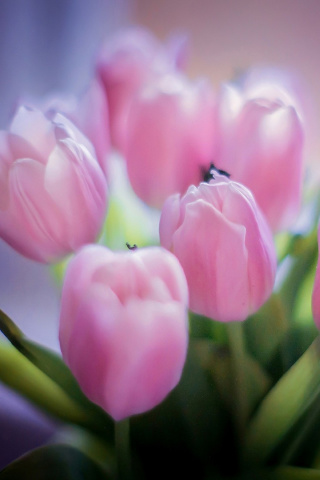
left=0, top=444, right=110, bottom=480
left=268, top=466, right=320, bottom=480
left=205, top=466, right=320, bottom=480
left=52, top=425, right=115, bottom=473
left=312, top=440, right=320, bottom=469
left=266, top=466, right=320, bottom=480
left=294, top=261, right=317, bottom=325
left=19, top=340, right=113, bottom=434
left=279, top=230, right=318, bottom=319
left=245, top=294, right=289, bottom=367
left=20, top=339, right=92, bottom=404
left=0, top=342, right=88, bottom=426
left=242, top=336, right=320, bottom=467
left=206, top=344, right=271, bottom=417
left=0, top=310, right=113, bottom=438
left=274, top=395, right=320, bottom=467
left=275, top=325, right=318, bottom=376
left=234, top=466, right=320, bottom=480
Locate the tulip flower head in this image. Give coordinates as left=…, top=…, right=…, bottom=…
left=59, top=244, right=189, bottom=421
left=0, top=106, right=108, bottom=263
left=125, top=72, right=216, bottom=208
left=160, top=172, right=277, bottom=322
left=214, top=78, right=304, bottom=231
left=96, top=27, right=188, bottom=151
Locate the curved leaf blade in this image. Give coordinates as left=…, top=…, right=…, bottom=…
left=242, top=337, right=320, bottom=466
left=0, top=444, right=110, bottom=480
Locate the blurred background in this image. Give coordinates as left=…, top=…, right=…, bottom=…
left=0, top=0, right=320, bottom=469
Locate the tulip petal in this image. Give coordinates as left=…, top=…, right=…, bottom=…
left=67, top=283, right=187, bottom=421
left=75, top=79, right=110, bottom=175
left=9, top=106, right=56, bottom=163
left=223, top=182, right=277, bottom=311
left=173, top=198, right=250, bottom=322
left=45, top=139, right=107, bottom=250
left=138, top=246, right=189, bottom=305
left=159, top=193, right=182, bottom=249
left=4, top=159, right=65, bottom=262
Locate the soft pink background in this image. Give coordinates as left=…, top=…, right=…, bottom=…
left=133, top=0, right=320, bottom=162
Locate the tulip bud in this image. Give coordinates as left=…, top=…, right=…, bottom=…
left=160, top=174, right=277, bottom=322
left=59, top=244, right=189, bottom=421
left=125, top=73, right=216, bottom=208
left=96, top=27, right=187, bottom=151
left=214, top=79, right=304, bottom=231
left=0, top=106, right=108, bottom=263
left=42, top=79, right=110, bottom=176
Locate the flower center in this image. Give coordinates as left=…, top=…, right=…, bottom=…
left=203, top=162, right=230, bottom=182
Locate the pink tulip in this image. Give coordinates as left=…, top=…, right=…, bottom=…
left=59, top=244, right=189, bottom=421
left=214, top=78, right=304, bottom=231
left=0, top=106, right=108, bottom=263
left=96, top=27, right=188, bottom=152
left=125, top=72, right=216, bottom=208
left=160, top=173, right=277, bottom=322
left=42, top=79, right=110, bottom=176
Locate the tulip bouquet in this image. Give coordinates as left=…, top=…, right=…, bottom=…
left=0, top=26, right=319, bottom=480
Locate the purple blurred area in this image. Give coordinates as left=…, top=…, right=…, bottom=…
left=0, top=0, right=130, bottom=127
left=0, top=238, right=60, bottom=469
left=0, top=0, right=129, bottom=469
left=0, top=383, right=57, bottom=471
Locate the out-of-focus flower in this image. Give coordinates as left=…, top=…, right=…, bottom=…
left=240, top=67, right=314, bottom=156
left=59, top=244, right=189, bottom=421
left=238, top=67, right=307, bottom=113
left=164, top=32, right=189, bottom=71
left=125, top=72, right=216, bottom=208
left=96, top=27, right=188, bottom=152
left=213, top=76, right=304, bottom=231
left=160, top=173, right=277, bottom=322
left=41, top=79, right=110, bottom=176
left=0, top=106, right=108, bottom=263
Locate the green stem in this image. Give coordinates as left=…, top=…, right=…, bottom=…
left=115, top=418, right=131, bottom=480
left=226, top=321, right=248, bottom=443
